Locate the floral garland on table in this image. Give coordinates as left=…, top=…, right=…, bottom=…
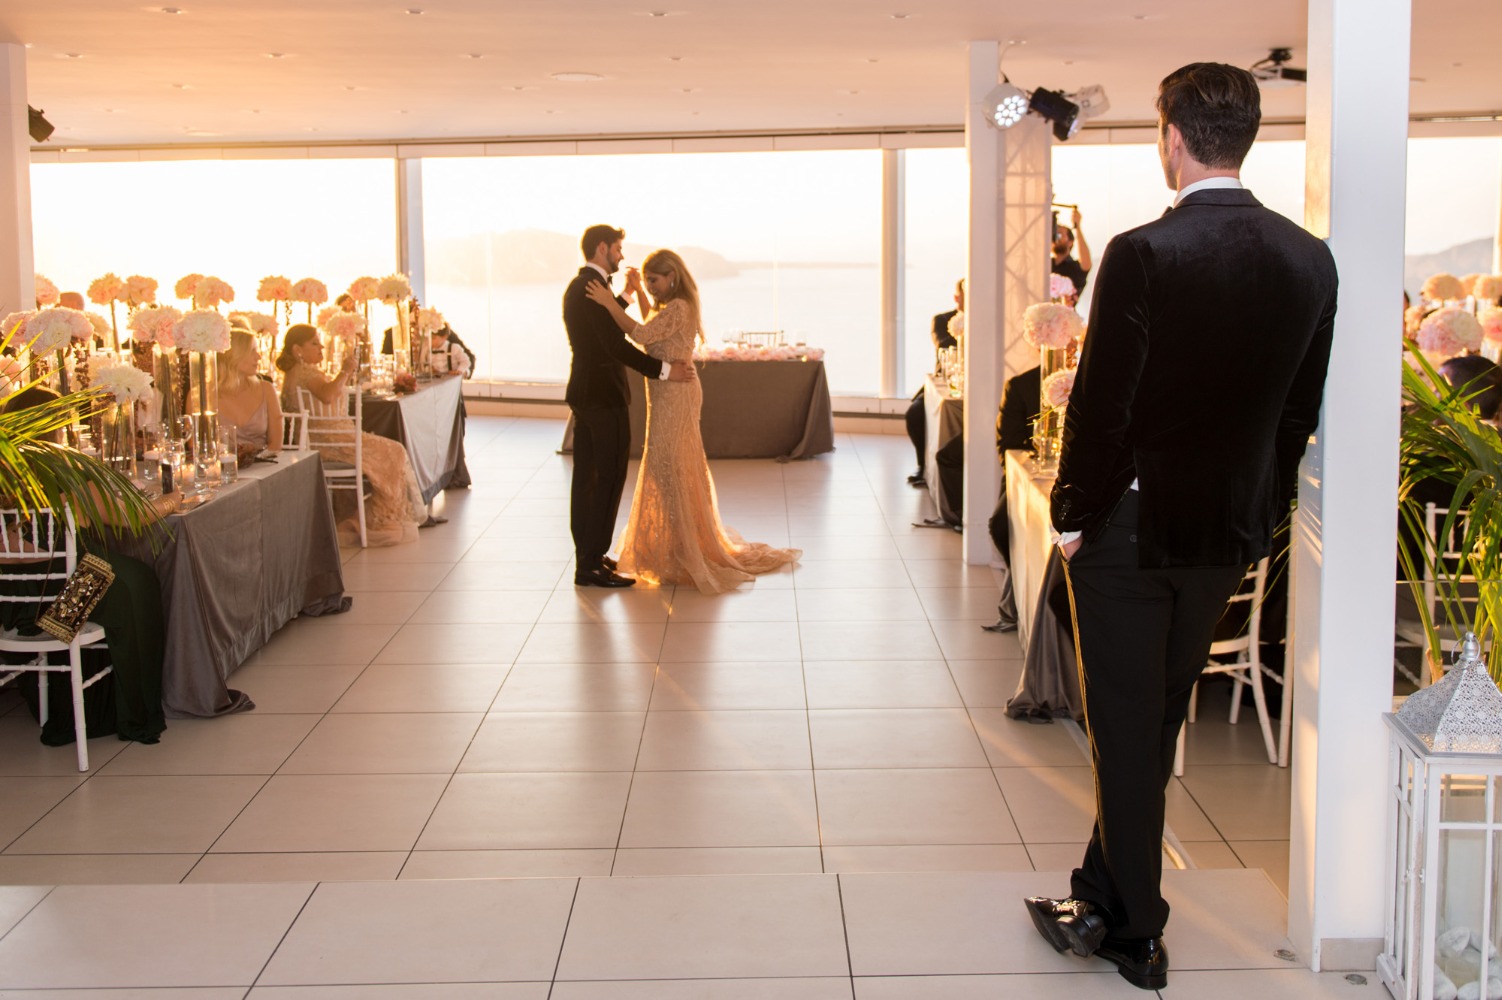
left=376, top=274, right=411, bottom=305
left=128, top=305, right=183, bottom=347
left=1022, top=302, right=1084, bottom=349
left=1475, top=275, right=1502, bottom=303
left=1422, top=272, right=1466, bottom=303
left=693, top=343, right=824, bottom=362
left=91, top=356, right=154, bottom=404
left=1416, top=307, right=1483, bottom=358
left=173, top=309, right=232, bottom=353
left=33, top=274, right=58, bottom=306
left=1041, top=368, right=1077, bottom=410
left=24, top=307, right=92, bottom=357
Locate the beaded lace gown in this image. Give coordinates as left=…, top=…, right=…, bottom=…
left=615, top=299, right=801, bottom=594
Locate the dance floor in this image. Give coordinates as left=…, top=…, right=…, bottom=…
left=0, top=416, right=1361, bottom=997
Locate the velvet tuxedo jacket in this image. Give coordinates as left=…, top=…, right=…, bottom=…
left=1051, top=187, right=1338, bottom=568
left=563, top=266, right=664, bottom=412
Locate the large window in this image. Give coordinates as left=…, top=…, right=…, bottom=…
left=902, top=147, right=967, bottom=397
left=31, top=159, right=397, bottom=332
left=421, top=150, right=883, bottom=394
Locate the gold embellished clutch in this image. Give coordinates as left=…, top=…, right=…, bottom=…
left=36, top=553, right=115, bottom=643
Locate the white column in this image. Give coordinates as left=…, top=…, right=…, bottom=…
left=1288, top=0, right=1411, bottom=971
left=0, top=44, right=35, bottom=316
left=397, top=158, right=426, bottom=302
left=880, top=148, right=904, bottom=399
left=963, top=42, right=1051, bottom=565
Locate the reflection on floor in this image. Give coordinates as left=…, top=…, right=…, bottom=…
left=0, top=417, right=1361, bottom=997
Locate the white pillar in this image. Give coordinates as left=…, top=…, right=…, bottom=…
left=0, top=43, right=35, bottom=316
left=1288, top=0, right=1410, bottom=971
left=397, top=158, right=426, bottom=302
left=880, top=148, right=904, bottom=399
left=963, top=41, right=1051, bottom=565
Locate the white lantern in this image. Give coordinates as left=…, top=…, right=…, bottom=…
left=1382, top=634, right=1502, bottom=1000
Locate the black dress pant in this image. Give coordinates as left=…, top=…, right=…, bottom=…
left=1062, top=491, right=1243, bottom=939
left=569, top=405, right=630, bottom=572
left=905, top=390, right=925, bottom=473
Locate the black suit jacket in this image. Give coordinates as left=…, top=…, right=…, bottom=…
left=997, top=365, right=1042, bottom=455
left=1051, top=188, right=1337, bottom=568
left=563, top=267, right=663, bottom=411
left=932, top=309, right=959, bottom=351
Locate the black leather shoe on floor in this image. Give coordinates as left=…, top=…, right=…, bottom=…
left=1095, top=935, right=1168, bottom=991
left=601, top=556, right=618, bottom=572
left=906, top=471, right=926, bottom=486
left=574, top=567, right=636, bottom=588
left=1023, top=896, right=1108, bottom=958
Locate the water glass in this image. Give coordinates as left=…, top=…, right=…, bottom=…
left=217, top=427, right=238, bottom=484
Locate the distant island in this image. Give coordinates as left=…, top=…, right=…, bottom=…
left=424, top=228, right=872, bottom=286
left=1405, top=237, right=1493, bottom=297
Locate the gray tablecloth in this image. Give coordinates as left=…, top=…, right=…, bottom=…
left=561, top=360, right=836, bottom=462
left=112, top=450, right=346, bottom=718
left=923, top=375, right=963, bottom=524
left=363, top=376, right=466, bottom=502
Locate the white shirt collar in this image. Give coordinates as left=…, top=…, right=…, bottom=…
left=1173, top=176, right=1243, bottom=207
left=585, top=262, right=611, bottom=281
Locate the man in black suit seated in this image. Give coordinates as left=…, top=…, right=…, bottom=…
left=564, top=224, right=696, bottom=588
left=1025, top=63, right=1337, bottom=991
left=981, top=364, right=1041, bottom=632
left=904, top=279, right=964, bottom=487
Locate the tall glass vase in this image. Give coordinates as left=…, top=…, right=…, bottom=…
left=151, top=344, right=183, bottom=437
left=186, top=351, right=220, bottom=483
left=1032, top=346, right=1069, bottom=467
left=98, top=400, right=137, bottom=481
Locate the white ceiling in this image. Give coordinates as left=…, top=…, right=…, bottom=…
left=4, top=0, right=1499, bottom=148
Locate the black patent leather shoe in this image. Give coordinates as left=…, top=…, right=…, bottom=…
left=574, top=567, right=636, bottom=588
left=1023, top=896, right=1109, bottom=958
left=906, top=471, right=926, bottom=486
left=1095, top=935, right=1168, bottom=991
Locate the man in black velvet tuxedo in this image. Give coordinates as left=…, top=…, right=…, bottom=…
left=1025, top=64, right=1337, bottom=991
left=564, top=224, right=696, bottom=588
left=904, top=279, right=964, bottom=486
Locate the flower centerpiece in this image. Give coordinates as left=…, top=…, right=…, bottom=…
left=1023, top=302, right=1085, bottom=464
left=1416, top=307, right=1484, bottom=360
left=323, top=311, right=367, bottom=373
left=379, top=274, right=414, bottom=362
left=290, top=277, right=328, bottom=324
left=172, top=309, right=231, bottom=473
left=127, top=305, right=183, bottom=430
left=1475, top=275, right=1502, bottom=306
left=1423, top=272, right=1467, bottom=305
left=24, top=307, right=93, bottom=394
left=392, top=371, right=417, bottom=395
left=1049, top=272, right=1077, bottom=302
left=194, top=276, right=235, bottom=310
left=34, top=274, right=58, bottom=306
left=414, top=305, right=445, bottom=374
left=258, top=275, right=293, bottom=328
left=128, top=305, right=182, bottom=348
left=3, top=310, right=35, bottom=342
left=175, top=273, right=205, bottom=307
left=90, top=356, right=154, bottom=478
left=1041, top=368, right=1077, bottom=410
left=87, top=271, right=126, bottom=350
left=228, top=310, right=278, bottom=337
left=123, top=274, right=158, bottom=309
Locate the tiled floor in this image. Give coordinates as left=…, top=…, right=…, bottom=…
left=0, top=416, right=1348, bottom=996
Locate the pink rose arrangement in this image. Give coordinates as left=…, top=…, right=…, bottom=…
left=1022, top=302, right=1084, bottom=349
left=0, top=355, right=22, bottom=393
left=1404, top=304, right=1427, bottom=337
left=1041, top=368, right=1077, bottom=410
left=1422, top=273, right=1466, bottom=303
left=83, top=312, right=110, bottom=341
left=258, top=276, right=292, bottom=302
left=416, top=306, right=446, bottom=335
left=128, top=305, right=183, bottom=346
left=91, top=357, right=154, bottom=404
left=33, top=274, right=58, bottom=306
left=195, top=276, right=235, bottom=308
left=1049, top=273, right=1077, bottom=301
left=346, top=276, right=380, bottom=302
left=229, top=310, right=278, bottom=336
left=377, top=274, right=411, bottom=305
left=87, top=272, right=126, bottom=305
left=325, top=312, right=367, bottom=342
left=3, top=310, right=36, bottom=341
left=948, top=312, right=965, bottom=340
left=24, top=307, right=92, bottom=355
left=1475, top=275, right=1502, bottom=303
left=173, top=309, right=232, bottom=353
left=316, top=305, right=340, bottom=328
left=1480, top=309, right=1502, bottom=343
left=175, top=273, right=205, bottom=301
left=1416, top=307, right=1483, bottom=358
left=123, top=274, right=158, bottom=307
left=393, top=371, right=417, bottom=394
left=290, top=278, right=328, bottom=304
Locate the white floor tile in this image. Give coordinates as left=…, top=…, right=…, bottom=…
left=416, top=772, right=632, bottom=850
left=553, top=980, right=851, bottom=1000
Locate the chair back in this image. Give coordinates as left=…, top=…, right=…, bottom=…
left=297, top=385, right=362, bottom=460
left=0, top=508, right=80, bottom=612
left=282, top=410, right=308, bottom=450
left=1208, top=557, right=1270, bottom=661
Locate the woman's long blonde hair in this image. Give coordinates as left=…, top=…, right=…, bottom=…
left=219, top=330, right=259, bottom=393
left=642, top=249, right=703, bottom=342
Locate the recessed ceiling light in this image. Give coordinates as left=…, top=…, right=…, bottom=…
left=247, top=108, right=262, bottom=114
left=344, top=85, right=359, bottom=91
left=550, top=71, right=604, bottom=82
left=681, top=87, right=697, bottom=93
left=633, top=9, right=684, bottom=16
left=304, top=127, right=319, bottom=132
left=510, top=85, right=534, bottom=91
left=890, top=12, right=911, bottom=19
left=840, top=89, right=860, bottom=95
left=404, top=7, right=423, bottom=12
left=1130, top=13, right=1154, bottom=19
left=172, top=82, right=191, bottom=89
left=465, top=52, right=484, bottom=59
left=1063, top=59, right=1075, bottom=65
left=61, top=52, right=84, bottom=59
left=397, top=109, right=409, bottom=114
left=266, top=52, right=289, bottom=59
left=667, top=55, right=682, bottom=61
left=867, top=58, right=879, bottom=63
left=160, top=6, right=183, bottom=12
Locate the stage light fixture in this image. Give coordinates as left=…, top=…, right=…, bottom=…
left=1028, top=87, right=1081, bottom=141
left=1250, top=47, right=1307, bottom=87
left=984, top=81, right=1030, bottom=130
left=28, top=106, right=54, bottom=143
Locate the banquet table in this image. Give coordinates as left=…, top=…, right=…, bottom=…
left=561, top=359, right=835, bottom=461
left=362, top=375, right=466, bottom=503
left=1003, top=448, right=1082, bottom=720
left=111, top=449, right=345, bottom=718
left=923, top=374, right=964, bottom=525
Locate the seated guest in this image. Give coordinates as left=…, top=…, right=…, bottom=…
left=1, top=385, right=177, bottom=746
left=1439, top=354, right=1502, bottom=421
left=429, top=324, right=475, bottom=378
left=276, top=325, right=427, bottom=545
left=906, top=280, right=964, bottom=487
left=218, top=331, right=283, bottom=457
left=983, top=364, right=1042, bottom=632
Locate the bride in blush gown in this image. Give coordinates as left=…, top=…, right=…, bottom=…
left=583, top=249, right=801, bottom=594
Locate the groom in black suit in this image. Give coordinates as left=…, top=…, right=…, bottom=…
left=564, top=224, right=696, bottom=588
left=1024, top=63, right=1337, bottom=990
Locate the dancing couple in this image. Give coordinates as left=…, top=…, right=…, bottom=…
left=563, top=224, right=800, bottom=594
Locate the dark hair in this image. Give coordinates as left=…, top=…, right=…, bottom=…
left=275, top=324, right=319, bottom=373
left=1440, top=355, right=1502, bottom=421
left=581, top=224, right=625, bottom=261
left=336, top=293, right=354, bottom=309
left=1156, top=62, right=1261, bottom=170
